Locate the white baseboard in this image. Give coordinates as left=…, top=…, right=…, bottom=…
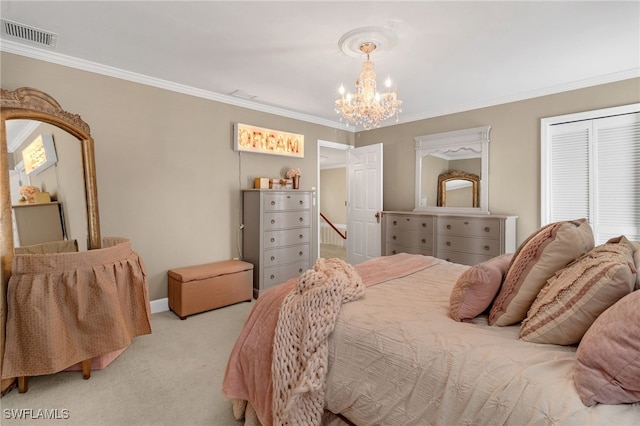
left=150, top=297, right=169, bottom=314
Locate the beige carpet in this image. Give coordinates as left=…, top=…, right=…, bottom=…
left=1, top=301, right=254, bottom=426
left=320, top=244, right=347, bottom=261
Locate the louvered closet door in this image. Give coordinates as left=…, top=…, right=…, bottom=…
left=593, top=113, right=640, bottom=242
left=548, top=120, right=591, bottom=223
left=547, top=112, right=640, bottom=244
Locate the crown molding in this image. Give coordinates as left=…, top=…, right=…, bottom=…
left=2, top=40, right=637, bottom=133
left=394, top=68, right=640, bottom=127
left=6, top=120, right=40, bottom=152
left=0, top=40, right=355, bottom=132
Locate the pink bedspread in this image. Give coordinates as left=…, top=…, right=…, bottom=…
left=222, top=253, right=440, bottom=425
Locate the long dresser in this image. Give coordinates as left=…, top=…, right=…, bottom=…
left=243, top=190, right=314, bottom=298
left=382, top=211, right=517, bottom=265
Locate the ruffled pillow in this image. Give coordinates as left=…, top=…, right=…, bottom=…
left=449, top=253, right=513, bottom=322
left=574, top=289, right=640, bottom=406
left=519, top=236, right=636, bottom=345
left=489, top=219, right=594, bottom=326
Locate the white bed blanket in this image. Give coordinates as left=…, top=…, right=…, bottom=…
left=325, top=261, right=640, bottom=425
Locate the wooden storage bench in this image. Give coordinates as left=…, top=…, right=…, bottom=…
left=168, top=260, right=253, bottom=320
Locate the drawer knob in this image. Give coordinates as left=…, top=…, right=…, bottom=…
left=422, top=223, right=427, bottom=227
left=299, top=217, right=304, bottom=222
left=271, top=219, right=276, bottom=224
left=446, top=258, right=451, bottom=262
left=299, top=234, right=303, bottom=239
left=270, top=256, right=275, bottom=261
left=298, top=268, right=303, bottom=273
left=446, top=241, right=451, bottom=246
left=392, top=250, right=397, bottom=254
left=446, top=224, right=452, bottom=230
left=484, top=245, right=490, bottom=251
left=392, top=235, right=397, bottom=240
left=299, top=200, right=303, bottom=205
left=421, top=238, right=426, bottom=243
left=405, top=217, right=410, bottom=221
left=299, top=251, right=303, bottom=256
left=484, top=227, right=490, bottom=232
left=271, top=201, right=276, bottom=205
left=393, top=220, right=397, bottom=225
left=270, top=238, right=275, bottom=243
left=270, top=274, right=275, bottom=280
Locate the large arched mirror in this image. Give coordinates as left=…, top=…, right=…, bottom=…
left=414, top=126, right=490, bottom=214
left=1, top=87, right=101, bottom=263
left=1, top=87, right=101, bottom=394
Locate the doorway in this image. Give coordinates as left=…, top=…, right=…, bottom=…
left=318, top=141, right=348, bottom=261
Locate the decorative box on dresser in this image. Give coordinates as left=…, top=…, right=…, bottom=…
left=242, top=190, right=314, bottom=298
left=382, top=211, right=517, bottom=265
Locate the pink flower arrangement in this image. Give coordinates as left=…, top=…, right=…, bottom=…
left=19, top=185, right=40, bottom=198
left=286, top=168, right=301, bottom=178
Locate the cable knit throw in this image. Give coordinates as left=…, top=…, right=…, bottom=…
left=271, top=258, right=365, bottom=425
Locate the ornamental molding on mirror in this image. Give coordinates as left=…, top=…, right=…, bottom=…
left=233, top=123, right=304, bottom=158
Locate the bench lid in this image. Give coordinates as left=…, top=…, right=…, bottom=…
left=168, top=260, right=253, bottom=282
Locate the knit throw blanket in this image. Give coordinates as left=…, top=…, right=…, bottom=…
left=271, top=258, right=365, bottom=425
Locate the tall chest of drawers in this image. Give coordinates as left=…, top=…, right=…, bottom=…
left=382, top=211, right=517, bottom=265
left=243, top=190, right=313, bottom=298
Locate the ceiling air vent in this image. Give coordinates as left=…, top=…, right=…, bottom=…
left=1, top=19, right=57, bottom=47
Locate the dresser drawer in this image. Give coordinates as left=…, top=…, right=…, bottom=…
left=263, top=261, right=309, bottom=291
left=385, top=243, right=434, bottom=257
left=385, top=214, right=434, bottom=232
left=264, top=210, right=311, bottom=230
left=385, top=228, right=433, bottom=250
left=263, top=193, right=311, bottom=211
left=264, top=228, right=310, bottom=248
left=437, top=235, right=501, bottom=256
left=263, top=244, right=310, bottom=267
left=438, top=250, right=493, bottom=266
left=438, top=217, right=501, bottom=238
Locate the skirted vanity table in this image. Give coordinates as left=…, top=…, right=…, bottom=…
left=382, top=126, right=517, bottom=265
left=0, top=88, right=151, bottom=394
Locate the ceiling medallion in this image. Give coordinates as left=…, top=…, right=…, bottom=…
left=335, top=27, right=402, bottom=129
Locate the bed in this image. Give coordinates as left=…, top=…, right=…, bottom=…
left=223, top=221, right=640, bottom=425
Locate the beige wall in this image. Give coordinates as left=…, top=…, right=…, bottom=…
left=1, top=53, right=353, bottom=300
left=2, top=52, right=638, bottom=301
left=355, top=77, right=640, bottom=246
left=320, top=168, right=346, bottom=224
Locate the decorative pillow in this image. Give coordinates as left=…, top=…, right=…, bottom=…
left=632, top=240, right=640, bottom=290
left=489, top=219, right=594, bottom=326
left=574, top=289, right=640, bottom=406
left=449, top=253, right=513, bottom=322
left=519, top=236, right=636, bottom=345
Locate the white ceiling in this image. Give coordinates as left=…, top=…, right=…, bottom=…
left=1, top=1, right=638, bottom=131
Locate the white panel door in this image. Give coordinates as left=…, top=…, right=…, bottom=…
left=347, top=143, right=383, bottom=264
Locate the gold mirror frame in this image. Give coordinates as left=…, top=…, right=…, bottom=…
left=1, top=87, right=101, bottom=393
left=437, top=170, right=479, bottom=208
left=1, top=87, right=101, bottom=267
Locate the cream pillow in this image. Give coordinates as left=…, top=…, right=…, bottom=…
left=489, top=219, right=594, bottom=326
left=574, top=289, right=640, bottom=406
left=519, top=236, right=636, bottom=345
left=449, top=253, right=513, bottom=322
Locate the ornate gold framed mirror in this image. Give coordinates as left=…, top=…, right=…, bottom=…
left=437, top=170, right=479, bottom=208
left=1, top=87, right=101, bottom=258
left=1, top=88, right=101, bottom=393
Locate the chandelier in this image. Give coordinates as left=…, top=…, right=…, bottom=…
left=335, top=42, right=402, bottom=130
